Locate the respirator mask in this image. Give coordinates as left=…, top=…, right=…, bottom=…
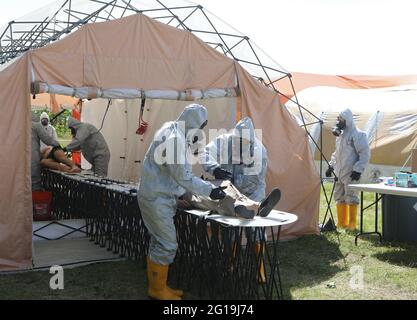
left=332, top=118, right=346, bottom=137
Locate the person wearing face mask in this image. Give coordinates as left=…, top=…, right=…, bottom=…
left=39, top=112, right=58, bottom=152
left=201, top=117, right=268, bottom=202
left=137, top=104, right=226, bottom=300
left=200, top=117, right=271, bottom=282
left=64, top=117, right=110, bottom=177
left=32, top=113, right=60, bottom=190
left=326, top=108, right=370, bottom=230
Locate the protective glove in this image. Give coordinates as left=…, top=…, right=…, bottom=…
left=213, top=167, right=232, bottom=180
left=209, top=186, right=227, bottom=200
left=350, top=171, right=361, bottom=181
left=325, top=166, right=334, bottom=177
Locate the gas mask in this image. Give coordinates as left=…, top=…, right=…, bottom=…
left=41, top=119, right=49, bottom=126
left=332, top=118, right=346, bottom=137
left=189, top=127, right=205, bottom=155
left=199, top=120, right=208, bottom=130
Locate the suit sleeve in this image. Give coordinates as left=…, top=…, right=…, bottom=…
left=66, top=125, right=91, bottom=151
left=166, top=137, right=213, bottom=197
left=200, top=139, right=221, bottom=175
left=352, top=131, right=370, bottom=173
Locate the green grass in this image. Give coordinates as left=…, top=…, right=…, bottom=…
left=0, top=261, right=149, bottom=300
left=1, top=182, right=417, bottom=300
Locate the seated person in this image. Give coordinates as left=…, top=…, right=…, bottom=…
left=178, top=180, right=281, bottom=219
left=40, top=146, right=81, bottom=173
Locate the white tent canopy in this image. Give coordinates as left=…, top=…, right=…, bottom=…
left=285, top=85, right=417, bottom=171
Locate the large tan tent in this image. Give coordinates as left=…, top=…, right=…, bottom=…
left=0, top=13, right=320, bottom=270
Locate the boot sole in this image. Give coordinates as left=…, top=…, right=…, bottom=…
left=258, top=188, right=281, bottom=217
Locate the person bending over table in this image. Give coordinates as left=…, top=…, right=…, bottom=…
left=199, top=116, right=271, bottom=282
left=137, top=104, right=227, bottom=301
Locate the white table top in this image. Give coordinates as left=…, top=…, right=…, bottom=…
left=183, top=209, right=298, bottom=227
left=348, top=183, right=417, bottom=197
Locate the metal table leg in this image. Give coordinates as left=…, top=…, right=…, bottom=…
left=355, top=192, right=383, bottom=245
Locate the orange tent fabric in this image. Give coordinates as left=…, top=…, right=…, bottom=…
left=275, top=72, right=417, bottom=104
left=0, top=14, right=319, bottom=270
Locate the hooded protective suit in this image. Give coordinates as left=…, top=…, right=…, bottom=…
left=32, top=113, right=59, bottom=190
left=137, top=104, right=214, bottom=265
left=201, top=117, right=267, bottom=202
left=329, top=108, right=370, bottom=204
left=39, top=112, right=58, bottom=151
left=66, top=117, right=110, bottom=176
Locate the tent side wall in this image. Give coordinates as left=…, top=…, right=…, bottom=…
left=0, top=55, right=32, bottom=270
left=237, top=64, right=320, bottom=238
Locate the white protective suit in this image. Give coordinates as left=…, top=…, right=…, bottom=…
left=329, top=108, right=370, bottom=204
left=137, top=104, right=215, bottom=265
left=201, top=117, right=268, bottom=202
left=39, top=112, right=58, bottom=151
left=32, top=113, right=60, bottom=190
left=66, top=117, right=110, bottom=177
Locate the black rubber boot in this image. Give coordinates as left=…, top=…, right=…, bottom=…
left=258, top=188, right=281, bottom=217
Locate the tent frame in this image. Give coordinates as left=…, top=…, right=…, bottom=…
left=0, top=0, right=336, bottom=231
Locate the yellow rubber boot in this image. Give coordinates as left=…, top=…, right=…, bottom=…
left=147, top=258, right=181, bottom=300
left=336, top=203, right=348, bottom=228
left=147, top=257, right=183, bottom=297
left=255, top=242, right=267, bottom=283
left=347, top=204, right=358, bottom=230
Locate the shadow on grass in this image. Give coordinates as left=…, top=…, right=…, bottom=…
left=169, top=233, right=345, bottom=300
left=345, top=228, right=383, bottom=245
left=277, top=234, right=344, bottom=300
left=0, top=260, right=149, bottom=300
left=372, top=241, right=417, bottom=268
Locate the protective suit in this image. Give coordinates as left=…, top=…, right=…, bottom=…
left=66, top=117, right=110, bottom=177
left=329, top=108, right=370, bottom=229
left=137, top=104, right=216, bottom=300
left=201, top=117, right=268, bottom=202
left=200, top=117, right=268, bottom=282
left=31, top=113, right=60, bottom=190
left=39, top=112, right=58, bottom=151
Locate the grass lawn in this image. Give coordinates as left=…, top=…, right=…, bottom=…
left=1, top=182, right=417, bottom=300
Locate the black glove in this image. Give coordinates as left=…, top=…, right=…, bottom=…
left=213, top=167, right=232, bottom=180
left=350, top=171, right=361, bottom=181
left=209, top=186, right=227, bottom=200
left=325, top=166, right=334, bottom=177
